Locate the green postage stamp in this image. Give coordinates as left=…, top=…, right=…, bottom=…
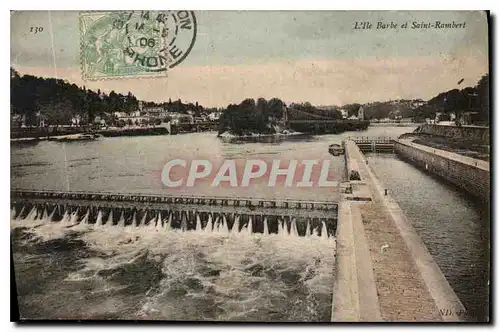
left=80, top=11, right=197, bottom=80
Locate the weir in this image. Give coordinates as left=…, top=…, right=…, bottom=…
left=11, top=190, right=338, bottom=237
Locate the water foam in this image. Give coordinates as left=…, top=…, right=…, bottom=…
left=12, top=206, right=337, bottom=321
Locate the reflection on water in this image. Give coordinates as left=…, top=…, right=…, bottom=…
left=367, top=154, right=490, bottom=322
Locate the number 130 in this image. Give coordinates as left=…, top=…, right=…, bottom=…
left=30, top=27, right=43, bottom=34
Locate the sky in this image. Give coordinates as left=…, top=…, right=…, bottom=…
left=11, top=10, right=489, bottom=107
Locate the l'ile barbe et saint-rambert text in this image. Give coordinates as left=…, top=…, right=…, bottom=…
left=354, top=21, right=467, bottom=30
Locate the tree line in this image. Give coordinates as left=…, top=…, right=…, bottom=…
left=413, top=74, right=489, bottom=124
left=11, top=68, right=139, bottom=126
left=11, top=67, right=489, bottom=129
left=320, top=74, right=489, bottom=124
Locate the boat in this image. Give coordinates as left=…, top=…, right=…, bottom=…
left=49, top=133, right=100, bottom=142
left=328, top=143, right=344, bottom=156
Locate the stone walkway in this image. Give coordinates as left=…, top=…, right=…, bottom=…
left=341, top=140, right=465, bottom=322
left=358, top=201, right=442, bottom=321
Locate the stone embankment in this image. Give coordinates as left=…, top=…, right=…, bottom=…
left=332, top=140, right=466, bottom=322
left=394, top=139, right=490, bottom=202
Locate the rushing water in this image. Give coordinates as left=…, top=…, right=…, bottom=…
left=11, top=206, right=335, bottom=321
left=367, top=154, right=490, bottom=322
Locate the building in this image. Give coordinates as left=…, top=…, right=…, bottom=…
left=11, top=113, right=24, bottom=128
left=411, top=100, right=426, bottom=109
left=138, top=101, right=169, bottom=118
left=339, top=109, right=348, bottom=119
left=208, top=112, right=222, bottom=121
left=460, top=111, right=480, bottom=125
left=71, top=114, right=82, bottom=126
left=434, top=112, right=443, bottom=123
left=357, top=106, right=364, bottom=120
left=347, top=106, right=365, bottom=121
left=113, top=111, right=127, bottom=118
left=37, top=112, right=48, bottom=127
left=93, top=116, right=106, bottom=127
left=142, top=107, right=168, bottom=118
left=169, top=112, right=194, bottom=125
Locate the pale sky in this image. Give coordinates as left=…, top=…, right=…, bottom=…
left=11, top=10, right=489, bottom=107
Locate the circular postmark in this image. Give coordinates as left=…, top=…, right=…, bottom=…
left=81, top=11, right=197, bottom=78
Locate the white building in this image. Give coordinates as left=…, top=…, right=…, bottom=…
left=142, top=107, right=168, bottom=118
left=340, top=109, right=348, bottom=119
left=169, top=112, right=194, bottom=125
left=138, top=101, right=169, bottom=118
left=357, top=106, right=365, bottom=120
left=411, top=100, right=426, bottom=108
left=113, top=111, right=127, bottom=118
left=93, top=116, right=106, bottom=127
left=208, top=112, right=222, bottom=121
left=71, top=114, right=82, bottom=126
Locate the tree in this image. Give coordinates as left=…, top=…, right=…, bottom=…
left=257, top=97, right=268, bottom=120
left=38, top=99, right=74, bottom=125
left=267, top=98, right=284, bottom=120
left=240, top=98, right=256, bottom=109
left=342, top=103, right=362, bottom=117
left=219, top=98, right=272, bottom=135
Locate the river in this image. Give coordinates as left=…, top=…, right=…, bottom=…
left=10, top=125, right=489, bottom=321
left=367, top=154, right=490, bottom=322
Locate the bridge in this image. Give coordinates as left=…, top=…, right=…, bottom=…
left=166, top=106, right=370, bottom=135
left=283, top=107, right=369, bottom=133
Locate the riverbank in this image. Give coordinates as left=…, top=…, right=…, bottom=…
left=218, top=130, right=302, bottom=139
left=415, top=124, right=489, bottom=144
left=398, top=124, right=490, bottom=161
left=370, top=122, right=419, bottom=127
left=411, top=136, right=489, bottom=161
left=11, top=126, right=88, bottom=139
left=98, top=126, right=170, bottom=137
left=11, top=126, right=173, bottom=140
